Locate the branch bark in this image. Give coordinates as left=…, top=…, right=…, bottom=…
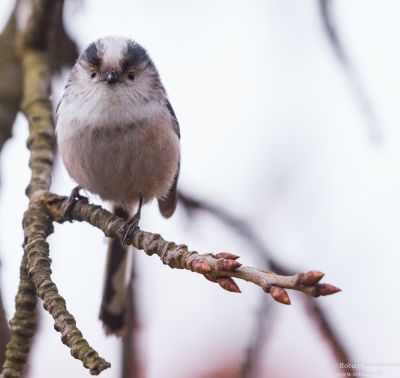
left=2, top=1, right=109, bottom=376
left=2, top=254, right=36, bottom=378
left=0, top=10, right=21, bottom=368
left=44, top=194, right=340, bottom=302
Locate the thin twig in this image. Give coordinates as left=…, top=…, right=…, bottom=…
left=318, top=0, right=381, bottom=142
left=304, top=300, right=352, bottom=366
left=240, top=296, right=273, bottom=378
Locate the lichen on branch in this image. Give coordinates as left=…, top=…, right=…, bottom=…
left=2, top=0, right=110, bottom=376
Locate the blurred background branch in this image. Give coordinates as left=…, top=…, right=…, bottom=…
left=0, top=9, right=19, bottom=370
left=240, top=296, right=272, bottom=378
left=318, top=0, right=381, bottom=142
left=0, top=8, right=21, bottom=157
left=0, top=263, right=11, bottom=368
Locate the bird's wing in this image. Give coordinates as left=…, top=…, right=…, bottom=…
left=165, top=97, right=180, bottom=138
left=158, top=98, right=180, bottom=218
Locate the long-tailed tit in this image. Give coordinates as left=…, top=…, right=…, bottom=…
left=56, top=36, right=180, bottom=334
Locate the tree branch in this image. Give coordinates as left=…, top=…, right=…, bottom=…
left=240, top=297, right=272, bottom=378
left=1, top=254, right=35, bottom=376
left=2, top=1, right=109, bottom=376
left=44, top=193, right=341, bottom=303
left=0, top=10, right=21, bottom=368
left=318, top=0, right=381, bottom=142
left=0, top=11, right=21, bottom=155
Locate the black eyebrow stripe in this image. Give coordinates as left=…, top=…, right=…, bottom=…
left=122, top=41, right=152, bottom=71
left=84, top=42, right=101, bottom=67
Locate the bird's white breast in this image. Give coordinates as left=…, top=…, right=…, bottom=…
left=56, top=86, right=180, bottom=209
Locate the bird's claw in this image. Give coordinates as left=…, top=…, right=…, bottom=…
left=120, top=216, right=140, bottom=245
left=64, top=186, right=88, bottom=219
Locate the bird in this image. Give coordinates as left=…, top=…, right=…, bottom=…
left=56, top=36, right=181, bottom=335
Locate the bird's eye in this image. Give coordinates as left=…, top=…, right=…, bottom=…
left=127, top=72, right=135, bottom=81
left=89, top=68, right=97, bottom=79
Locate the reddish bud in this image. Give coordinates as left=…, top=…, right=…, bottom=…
left=191, top=260, right=212, bottom=274
left=216, top=259, right=242, bottom=271
left=216, top=277, right=241, bottom=293
left=298, top=271, right=325, bottom=286
left=214, top=252, right=240, bottom=260
left=316, top=283, right=342, bottom=296
left=270, top=286, right=291, bottom=305
left=203, top=273, right=217, bottom=283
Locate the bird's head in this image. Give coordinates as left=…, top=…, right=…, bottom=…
left=73, top=36, right=164, bottom=102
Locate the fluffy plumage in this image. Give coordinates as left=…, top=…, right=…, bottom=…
left=57, top=36, right=180, bottom=210
left=56, top=36, right=180, bottom=334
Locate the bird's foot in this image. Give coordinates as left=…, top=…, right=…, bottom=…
left=120, top=214, right=141, bottom=245
left=64, top=186, right=88, bottom=219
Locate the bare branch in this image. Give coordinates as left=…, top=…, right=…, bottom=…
left=318, top=0, right=381, bottom=142
left=304, top=299, right=353, bottom=368
left=0, top=11, right=20, bottom=368
left=240, top=297, right=273, bottom=378
left=1, top=255, right=34, bottom=375
left=44, top=194, right=341, bottom=303
left=24, top=201, right=110, bottom=376
left=0, top=10, right=22, bottom=155
left=2, top=1, right=110, bottom=376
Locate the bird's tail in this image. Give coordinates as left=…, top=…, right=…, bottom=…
left=99, top=206, right=132, bottom=336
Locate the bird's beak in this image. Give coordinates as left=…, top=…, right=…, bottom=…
left=105, top=70, right=119, bottom=84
